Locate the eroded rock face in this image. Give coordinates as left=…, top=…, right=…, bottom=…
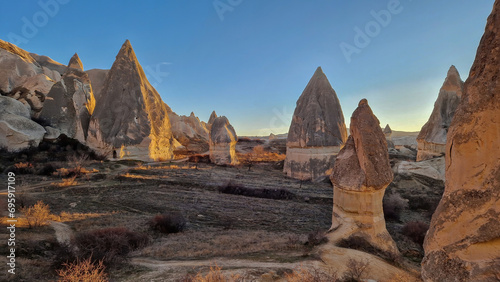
left=209, top=116, right=238, bottom=165
left=328, top=99, right=399, bottom=257
left=284, top=67, right=348, bottom=182
left=168, top=111, right=209, bottom=153
left=206, top=110, right=218, bottom=130
left=417, top=66, right=463, bottom=161
left=0, top=40, right=55, bottom=118
left=86, top=69, right=109, bottom=102
left=422, top=2, right=500, bottom=281
left=0, top=96, right=45, bottom=151
left=87, top=40, right=174, bottom=161
left=38, top=53, right=96, bottom=143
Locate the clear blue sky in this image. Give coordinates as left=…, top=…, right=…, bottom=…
left=1, top=0, right=495, bottom=136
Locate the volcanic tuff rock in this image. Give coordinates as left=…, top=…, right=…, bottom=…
left=284, top=67, right=348, bottom=182
left=0, top=40, right=55, bottom=117
left=168, top=111, right=209, bottom=153
left=383, top=124, right=392, bottom=139
left=86, top=69, right=109, bottom=102
left=0, top=96, right=45, bottom=151
left=209, top=116, right=238, bottom=165
left=422, top=1, right=500, bottom=281
left=30, top=52, right=67, bottom=75
left=86, top=40, right=174, bottom=161
left=417, top=66, right=463, bottom=161
left=38, top=53, right=96, bottom=143
left=207, top=110, right=218, bottom=130
left=328, top=99, right=399, bottom=257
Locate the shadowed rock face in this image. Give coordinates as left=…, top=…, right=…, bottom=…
left=39, top=53, right=96, bottom=143
left=0, top=96, right=45, bottom=151
left=284, top=67, right=348, bottom=182
left=422, top=2, right=500, bottom=281
left=207, top=111, right=218, bottom=130
left=209, top=116, right=238, bottom=165
left=86, top=69, right=109, bottom=102
left=417, top=66, right=463, bottom=161
left=87, top=40, right=174, bottom=161
left=328, top=99, right=399, bottom=257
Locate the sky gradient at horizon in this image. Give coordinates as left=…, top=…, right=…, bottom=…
left=1, top=0, right=495, bottom=136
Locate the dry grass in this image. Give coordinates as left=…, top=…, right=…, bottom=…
left=52, top=176, right=78, bottom=187
left=21, top=200, right=51, bottom=228
left=138, top=230, right=306, bottom=260
left=183, top=264, right=242, bottom=282
left=285, top=265, right=338, bottom=282
left=237, top=145, right=286, bottom=163
left=57, top=257, right=108, bottom=282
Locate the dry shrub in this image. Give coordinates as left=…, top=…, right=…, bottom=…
left=218, top=181, right=295, bottom=200
left=285, top=265, right=338, bottom=282
left=74, top=227, right=149, bottom=266
left=57, top=257, right=108, bottom=282
left=342, top=258, right=369, bottom=282
left=238, top=145, right=286, bottom=164
left=149, top=213, right=186, bottom=234
left=402, top=221, right=429, bottom=245
left=21, top=201, right=51, bottom=228
left=13, top=162, right=35, bottom=174
left=306, top=230, right=327, bottom=247
left=383, top=193, right=408, bottom=221
left=183, top=264, right=242, bottom=282
left=53, top=176, right=78, bottom=187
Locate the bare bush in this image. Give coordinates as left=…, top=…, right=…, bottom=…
left=383, top=193, right=408, bottom=221
left=402, top=221, right=429, bottom=245
left=57, top=257, right=108, bottom=282
left=21, top=201, right=51, bottom=228
left=73, top=227, right=149, bottom=266
left=149, top=213, right=186, bottom=234
left=342, top=258, right=369, bottom=282
left=182, top=264, right=242, bottom=282
left=285, top=265, right=338, bottom=282
left=306, top=230, right=327, bottom=247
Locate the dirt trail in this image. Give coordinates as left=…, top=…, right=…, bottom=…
left=131, top=257, right=300, bottom=270
left=49, top=220, right=73, bottom=245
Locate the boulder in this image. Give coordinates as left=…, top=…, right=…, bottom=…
left=0, top=96, right=45, bottom=151
left=0, top=40, right=55, bottom=117
left=87, top=40, right=174, bottom=161
left=284, top=67, right=348, bottom=182
left=168, top=111, right=209, bottom=153
left=417, top=66, right=463, bottom=161
left=395, top=157, right=445, bottom=182
left=209, top=116, right=238, bottom=165
left=38, top=53, right=96, bottom=144
left=422, top=2, right=500, bottom=281
left=328, top=99, right=399, bottom=257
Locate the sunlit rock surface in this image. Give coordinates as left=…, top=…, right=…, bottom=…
left=209, top=116, right=238, bottom=165
left=87, top=40, right=174, bottom=161
left=284, top=67, right=347, bottom=182
left=422, top=2, right=500, bottom=281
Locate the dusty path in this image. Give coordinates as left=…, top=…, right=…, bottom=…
left=131, top=257, right=300, bottom=270
left=49, top=220, right=73, bottom=245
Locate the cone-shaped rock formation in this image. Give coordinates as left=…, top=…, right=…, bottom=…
left=209, top=116, right=238, bottom=165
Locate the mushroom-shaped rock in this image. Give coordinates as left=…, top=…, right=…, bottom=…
left=422, top=1, right=500, bottom=281
left=86, top=40, right=174, bottom=161
left=417, top=66, right=463, bottom=161
left=327, top=99, right=399, bottom=257
left=0, top=96, right=45, bottom=151
left=284, top=67, right=348, bottom=182
left=209, top=116, right=238, bottom=165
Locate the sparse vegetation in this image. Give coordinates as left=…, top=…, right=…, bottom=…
left=285, top=265, right=338, bottom=282
left=383, top=193, right=409, bottom=221
left=182, top=264, right=242, bottom=282
left=402, top=221, right=429, bottom=245
left=21, top=201, right=51, bottom=228
left=306, top=230, right=327, bottom=247
left=73, top=227, right=149, bottom=266
left=149, top=213, right=186, bottom=234
left=57, top=257, right=108, bottom=282
left=342, top=258, right=369, bottom=282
